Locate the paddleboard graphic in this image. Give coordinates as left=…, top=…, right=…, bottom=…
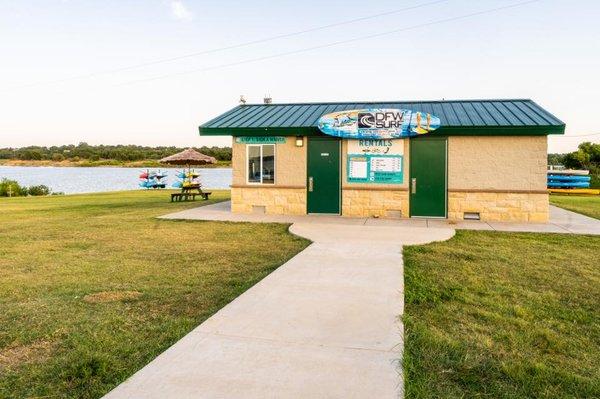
left=318, top=108, right=440, bottom=139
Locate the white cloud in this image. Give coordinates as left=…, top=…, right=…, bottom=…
left=169, top=1, right=193, bottom=21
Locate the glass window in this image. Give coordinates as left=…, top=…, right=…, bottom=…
left=247, top=145, right=261, bottom=183
left=262, top=145, right=275, bottom=184
left=247, top=144, right=275, bottom=184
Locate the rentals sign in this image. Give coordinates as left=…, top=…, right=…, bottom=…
left=347, top=139, right=404, bottom=184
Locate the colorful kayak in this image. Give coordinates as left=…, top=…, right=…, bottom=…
left=547, top=175, right=591, bottom=182
left=176, top=172, right=199, bottom=179
left=546, top=169, right=589, bottom=176
left=547, top=181, right=590, bottom=188
left=140, top=171, right=168, bottom=179
left=139, top=180, right=166, bottom=189
left=549, top=188, right=600, bottom=195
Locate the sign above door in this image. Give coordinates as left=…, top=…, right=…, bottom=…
left=317, top=109, right=440, bottom=139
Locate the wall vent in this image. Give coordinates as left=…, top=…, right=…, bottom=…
left=385, top=209, right=402, bottom=219
left=463, top=212, right=480, bottom=220
left=252, top=205, right=266, bottom=214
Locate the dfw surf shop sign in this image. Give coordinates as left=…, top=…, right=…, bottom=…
left=317, top=108, right=441, bottom=139
left=347, top=139, right=404, bottom=184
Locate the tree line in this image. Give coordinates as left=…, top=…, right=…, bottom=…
left=0, top=143, right=232, bottom=162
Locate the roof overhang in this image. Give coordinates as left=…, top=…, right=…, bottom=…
left=198, top=99, right=566, bottom=137
left=199, top=125, right=565, bottom=137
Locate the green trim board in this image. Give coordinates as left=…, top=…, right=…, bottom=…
left=200, top=99, right=565, bottom=137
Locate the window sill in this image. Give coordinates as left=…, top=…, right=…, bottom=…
left=232, top=184, right=305, bottom=189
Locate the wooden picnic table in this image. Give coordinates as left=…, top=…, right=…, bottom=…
left=171, top=185, right=212, bottom=202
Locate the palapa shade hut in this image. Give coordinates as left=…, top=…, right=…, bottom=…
left=159, top=148, right=217, bottom=166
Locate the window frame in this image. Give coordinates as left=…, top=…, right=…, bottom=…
left=246, top=144, right=276, bottom=185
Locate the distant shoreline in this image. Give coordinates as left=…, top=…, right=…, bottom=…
left=0, top=159, right=232, bottom=168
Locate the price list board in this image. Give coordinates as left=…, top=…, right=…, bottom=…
left=347, top=154, right=403, bottom=184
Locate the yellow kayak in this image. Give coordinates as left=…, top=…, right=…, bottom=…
left=549, top=188, right=600, bottom=195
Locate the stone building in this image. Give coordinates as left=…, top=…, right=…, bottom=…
left=199, top=100, right=564, bottom=222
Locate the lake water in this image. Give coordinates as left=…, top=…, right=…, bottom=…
left=0, top=166, right=232, bottom=194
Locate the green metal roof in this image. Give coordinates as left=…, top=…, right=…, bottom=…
left=199, top=99, right=565, bottom=137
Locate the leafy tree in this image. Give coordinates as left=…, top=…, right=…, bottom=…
left=0, top=178, right=27, bottom=197
left=562, top=150, right=590, bottom=169
left=547, top=153, right=564, bottom=166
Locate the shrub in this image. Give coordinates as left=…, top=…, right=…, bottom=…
left=27, top=185, right=51, bottom=196
left=0, top=179, right=55, bottom=197
left=0, top=178, right=27, bottom=197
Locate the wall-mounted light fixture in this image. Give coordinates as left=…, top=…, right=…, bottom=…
left=295, top=136, right=304, bottom=147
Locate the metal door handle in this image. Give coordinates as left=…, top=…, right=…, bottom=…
left=411, top=178, right=417, bottom=194
left=308, top=177, right=314, bottom=192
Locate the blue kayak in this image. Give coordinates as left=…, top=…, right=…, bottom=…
left=547, top=181, right=590, bottom=188
left=140, top=181, right=166, bottom=189
left=547, top=175, right=591, bottom=182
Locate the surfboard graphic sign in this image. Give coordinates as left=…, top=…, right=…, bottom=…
left=317, top=108, right=441, bottom=139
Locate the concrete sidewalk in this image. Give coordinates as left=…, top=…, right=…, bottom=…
left=104, top=221, right=454, bottom=399
left=159, top=201, right=600, bottom=235
left=104, top=202, right=598, bottom=398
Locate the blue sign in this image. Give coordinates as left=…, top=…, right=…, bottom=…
left=318, top=108, right=440, bottom=139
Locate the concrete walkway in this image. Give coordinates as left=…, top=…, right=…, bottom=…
left=104, top=202, right=599, bottom=399
left=104, top=216, right=454, bottom=398
left=159, top=201, right=600, bottom=235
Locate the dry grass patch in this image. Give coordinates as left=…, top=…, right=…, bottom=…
left=0, top=340, right=54, bottom=370
left=83, top=291, right=142, bottom=303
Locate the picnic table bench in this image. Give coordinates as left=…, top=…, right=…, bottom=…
left=171, top=186, right=211, bottom=202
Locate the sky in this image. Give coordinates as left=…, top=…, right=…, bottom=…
left=0, top=0, right=598, bottom=153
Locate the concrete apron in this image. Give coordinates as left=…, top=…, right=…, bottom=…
left=103, top=223, right=455, bottom=399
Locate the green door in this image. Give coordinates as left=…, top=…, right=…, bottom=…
left=307, top=137, right=340, bottom=214
left=409, top=137, right=447, bottom=217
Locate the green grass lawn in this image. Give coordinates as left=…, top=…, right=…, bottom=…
left=550, top=194, right=600, bottom=220
left=0, top=190, right=309, bottom=398
left=403, top=230, right=600, bottom=398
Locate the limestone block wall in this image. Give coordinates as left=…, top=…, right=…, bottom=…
left=231, top=187, right=306, bottom=215
left=342, top=189, right=409, bottom=218
left=231, top=137, right=307, bottom=214
left=448, top=136, right=547, bottom=191
left=231, top=137, right=306, bottom=186
left=448, top=192, right=549, bottom=222
left=447, top=136, right=549, bottom=222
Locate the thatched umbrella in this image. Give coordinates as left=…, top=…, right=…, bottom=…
left=159, top=148, right=217, bottom=166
